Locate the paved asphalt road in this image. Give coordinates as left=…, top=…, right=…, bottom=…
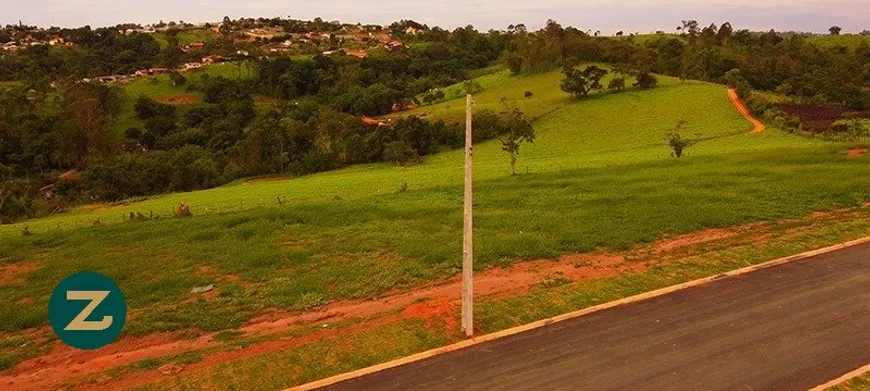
left=322, top=241, right=870, bottom=391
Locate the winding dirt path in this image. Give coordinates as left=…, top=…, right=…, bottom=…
left=728, top=88, right=765, bottom=133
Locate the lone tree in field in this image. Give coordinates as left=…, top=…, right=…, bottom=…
left=829, top=26, right=842, bottom=35
left=666, top=120, right=696, bottom=158
left=487, top=100, right=535, bottom=175
left=506, top=54, right=523, bottom=75
left=561, top=59, right=609, bottom=98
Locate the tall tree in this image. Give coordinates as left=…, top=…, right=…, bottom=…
left=490, top=100, right=535, bottom=175
left=561, top=59, right=609, bottom=98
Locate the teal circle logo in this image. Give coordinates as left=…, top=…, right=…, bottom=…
left=48, top=271, right=126, bottom=350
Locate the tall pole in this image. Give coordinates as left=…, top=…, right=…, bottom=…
left=462, top=94, right=474, bottom=338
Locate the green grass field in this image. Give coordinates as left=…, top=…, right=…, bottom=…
left=3, top=64, right=870, bottom=348
left=832, top=372, right=870, bottom=391
left=401, top=66, right=572, bottom=121
left=806, top=34, right=870, bottom=49
left=153, top=29, right=217, bottom=50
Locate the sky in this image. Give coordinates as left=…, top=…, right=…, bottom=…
left=3, top=0, right=869, bottom=34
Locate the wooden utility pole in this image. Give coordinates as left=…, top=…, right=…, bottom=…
left=462, top=93, right=474, bottom=338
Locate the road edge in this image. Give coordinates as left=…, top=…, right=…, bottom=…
left=809, top=363, right=870, bottom=391
left=287, top=236, right=870, bottom=391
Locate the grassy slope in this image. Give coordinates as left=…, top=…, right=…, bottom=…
left=806, top=34, right=870, bottom=49
left=400, top=66, right=571, bottom=122
left=2, top=69, right=870, bottom=339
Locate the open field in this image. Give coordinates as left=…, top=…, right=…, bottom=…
left=399, top=66, right=572, bottom=121
left=152, top=29, right=217, bottom=50
left=806, top=34, right=870, bottom=49
left=414, top=65, right=511, bottom=104
left=3, top=63, right=870, bottom=388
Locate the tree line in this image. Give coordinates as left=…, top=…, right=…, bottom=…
left=1, top=18, right=868, bottom=222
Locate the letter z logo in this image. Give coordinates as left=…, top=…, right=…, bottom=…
left=64, top=291, right=113, bottom=331
left=50, top=271, right=126, bottom=350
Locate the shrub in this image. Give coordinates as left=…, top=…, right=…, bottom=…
left=634, top=72, right=659, bottom=89
left=665, top=120, right=695, bottom=158
left=506, top=54, right=523, bottom=75
left=383, top=141, right=421, bottom=166
left=124, top=127, right=143, bottom=140
left=608, top=78, right=626, bottom=92
left=524, top=91, right=534, bottom=98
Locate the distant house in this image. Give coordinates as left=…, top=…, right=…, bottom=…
left=385, top=40, right=405, bottom=49
left=189, top=41, right=205, bottom=50
left=361, top=116, right=386, bottom=126
left=353, top=32, right=370, bottom=42
left=1, top=42, right=20, bottom=52
left=268, top=42, right=292, bottom=53
left=97, top=75, right=123, bottom=83
left=201, top=55, right=225, bottom=64
left=346, top=49, right=368, bottom=59
left=377, top=33, right=392, bottom=44
left=181, top=62, right=203, bottom=71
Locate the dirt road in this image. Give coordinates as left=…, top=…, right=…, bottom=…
left=728, top=88, right=766, bottom=133
left=320, top=239, right=870, bottom=391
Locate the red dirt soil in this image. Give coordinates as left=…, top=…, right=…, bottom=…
left=1, top=211, right=856, bottom=391
left=846, top=149, right=868, bottom=157
left=728, top=88, right=765, bottom=133
left=0, top=263, right=36, bottom=284
left=0, top=253, right=639, bottom=391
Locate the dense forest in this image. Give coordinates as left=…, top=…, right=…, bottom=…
left=0, top=18, right=868, bottom=222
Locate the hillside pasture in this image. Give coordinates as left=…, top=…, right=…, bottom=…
left=401, top=64, right=637, bottom=122
left=152, top=29, right=217, bottom=50
left=806, top=34, right=870, bottom=49
left=3, top=69, right=870, bottom=343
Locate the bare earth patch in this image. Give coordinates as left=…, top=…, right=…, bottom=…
left=846, top=149, right=868, bottom=157
left=153, top=94, right=201, bottom=105
left=0, top=263, right=36, bottom=285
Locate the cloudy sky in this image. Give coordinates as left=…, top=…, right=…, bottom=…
left=3, top=0, right=868, bottom=34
